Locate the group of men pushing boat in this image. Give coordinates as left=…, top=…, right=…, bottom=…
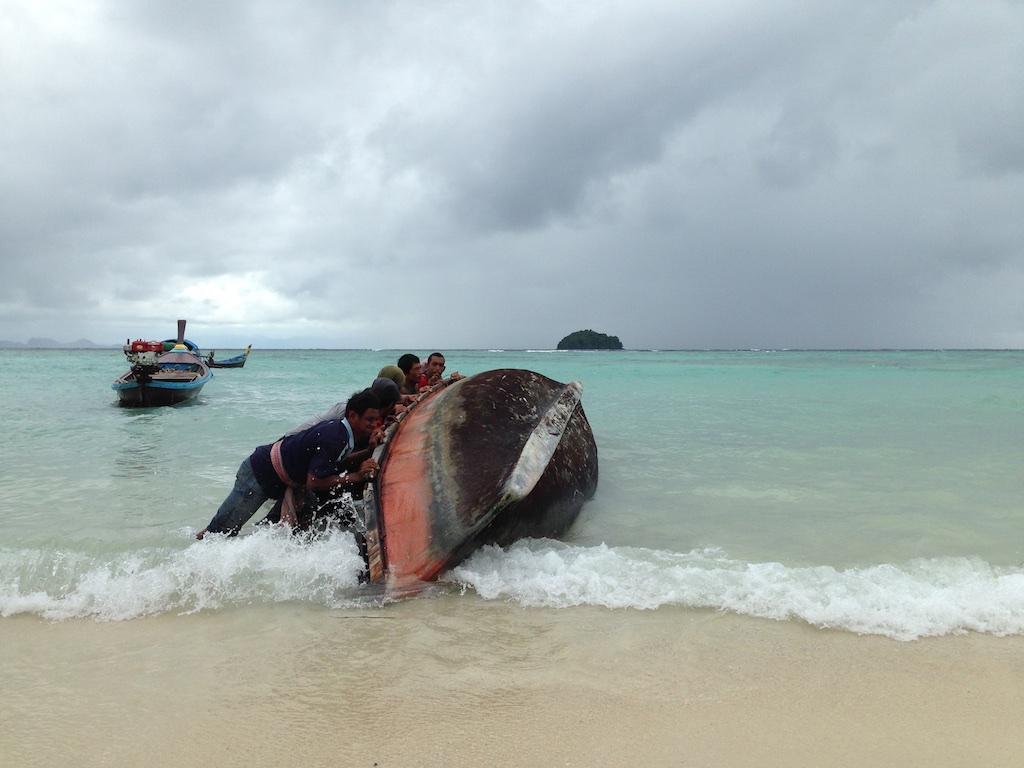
left=195, top=352, right=461, bottom=540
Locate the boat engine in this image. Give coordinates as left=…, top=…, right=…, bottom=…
left=124, top=339, right=163, bottom=372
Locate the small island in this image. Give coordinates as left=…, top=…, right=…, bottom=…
left=556, top=329, right=623, bottom=350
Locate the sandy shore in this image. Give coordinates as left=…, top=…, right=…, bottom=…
left=3, top=597, right=1023, bottom=767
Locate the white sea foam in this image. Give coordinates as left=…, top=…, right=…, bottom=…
left=447, top=541, right=1024, bottom=641
left=4, top=535, right=1024, bottom=639
left=0, top=526, right=370, bottom=622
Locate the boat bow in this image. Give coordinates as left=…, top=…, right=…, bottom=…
left=363, top=368, right=598, bottom=591
left=499, top=379, right=583, bottom=504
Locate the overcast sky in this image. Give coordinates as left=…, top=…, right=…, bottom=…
left=2, top=0, right=1023, bottom=349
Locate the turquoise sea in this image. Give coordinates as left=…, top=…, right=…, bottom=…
left=1, top=348, right=1022, bottom=640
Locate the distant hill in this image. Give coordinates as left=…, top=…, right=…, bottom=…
left=556, top=329, right=624, bottom=350
left=0, top=338, right=110, bottom=349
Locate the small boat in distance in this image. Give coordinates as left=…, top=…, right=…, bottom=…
left=361, top=368, right=599, bottom=593
left=206, top=345, right=251, bottom=369
left=111, top=320, right=212, bottom=407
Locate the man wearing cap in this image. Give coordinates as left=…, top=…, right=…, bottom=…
left=284, top=377, right=401, bottom=438
left=196, top=389, right=381, bottom=539
left=377, top=364, right=417, bottom=407
left=376, top=365, right=405, bottom=389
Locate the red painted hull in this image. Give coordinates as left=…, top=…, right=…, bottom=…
left=363, top=369, right=599, bottom=592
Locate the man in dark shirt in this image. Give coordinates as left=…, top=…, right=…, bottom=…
left=397, top=353, right=421, bottom=396
left=196, top=390, right=381, bottom=538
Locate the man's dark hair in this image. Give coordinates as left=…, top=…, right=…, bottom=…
left=397, top=353, right=420, bottom=375
left=346, top=389, right=382, bottom=416
left=427, top=352, right=444, bottom=364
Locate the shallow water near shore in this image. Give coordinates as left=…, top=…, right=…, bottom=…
left=1, top=348, right=1023, bottom=639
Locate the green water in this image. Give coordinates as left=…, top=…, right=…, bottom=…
left=2, top=348, right=1022, bottom=634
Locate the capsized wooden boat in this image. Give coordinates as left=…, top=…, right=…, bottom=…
left=111, top=319, right=213, bottom=407
left=362, top=368, right=599, bottom=592
left=207, top=345, right=251, bottom=369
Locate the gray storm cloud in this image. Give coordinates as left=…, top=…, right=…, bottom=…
left=1, top=0, right=1022, bottom=349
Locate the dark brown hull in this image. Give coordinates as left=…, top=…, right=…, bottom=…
left=363, top=369, right=599, bottom=591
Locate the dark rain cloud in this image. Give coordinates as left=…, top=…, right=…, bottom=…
left=1, top=0, right=1022, bottom=349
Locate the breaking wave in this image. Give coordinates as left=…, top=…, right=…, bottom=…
left=4, top=533, right=1024, bottom=640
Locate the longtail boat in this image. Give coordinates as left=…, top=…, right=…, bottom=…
left=361, top=368, right=599, bottom=592
left=206, top=345, right=251, bottom=369
left=111, top=319, right=212, bottom=407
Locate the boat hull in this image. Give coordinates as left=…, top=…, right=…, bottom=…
left=208, top=345, right=251, bottom=369
left=363, top=368, right=599, bottom=590
left=112, top=378, right=208, bottom=407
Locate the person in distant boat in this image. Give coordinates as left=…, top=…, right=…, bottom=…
left=207, top=351, right=215, bottom=364
left=195, top=390, right=382, bottom=539
left=397, top=353, right=422, bottom=396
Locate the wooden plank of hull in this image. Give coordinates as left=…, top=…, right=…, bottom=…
left=366, top=368, right=599, bottom=591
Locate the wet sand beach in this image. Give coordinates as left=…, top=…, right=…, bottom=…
left=3, top=596, right=1023, bottom=768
